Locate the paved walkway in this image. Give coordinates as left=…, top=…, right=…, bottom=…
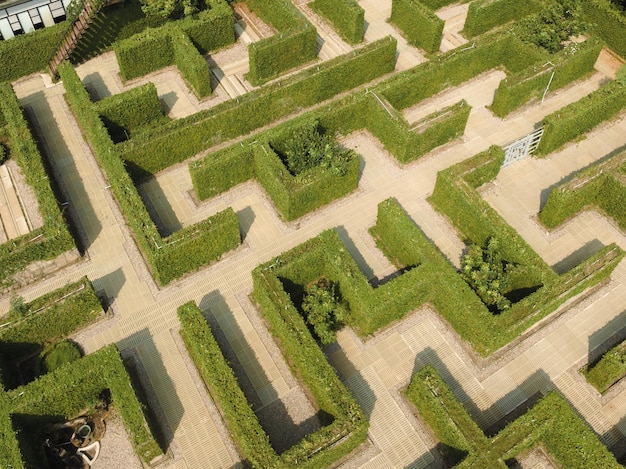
left=4, top=8, right=626, bottom=469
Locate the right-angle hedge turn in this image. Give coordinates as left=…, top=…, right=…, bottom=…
left=406, top=366, right=621, bottom=467
left=178, top=300, right=368, bottom=468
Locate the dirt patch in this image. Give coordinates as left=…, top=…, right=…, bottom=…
left=94, top=409, right=143, bottom=469
left=5, top=159, right=44, bottom=230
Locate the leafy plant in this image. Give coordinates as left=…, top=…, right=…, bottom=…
left=302, top=278, right=347, bottom=345
left=281, top=120, right=352, bottom=177
left=516, top=0, right=589, bottom=53
left=461, top=237, right=512, bottom=313
left=8, top=296, right=29, bottom=319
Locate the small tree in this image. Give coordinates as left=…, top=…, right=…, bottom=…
left=301, top=279, right=347, bottom=345
left=460, top=237, right=511, bottom=313
left=9, top=295, right=29, bottom=319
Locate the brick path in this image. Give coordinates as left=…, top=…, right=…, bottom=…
left=4, top=3, right=626, bottom=467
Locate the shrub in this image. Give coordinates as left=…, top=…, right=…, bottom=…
left=38, top=340, right=82, bottom=374
left=302, top=279, right=347, bottom=345
left=463, top=0, right=543, bottom=38
left=311, top=0, right=364, bottom=44
left=171, top=30, right=212, bottom=98
left=584, top=339, right=626, bottom=393
left=390, top=0, right=444, bottom=53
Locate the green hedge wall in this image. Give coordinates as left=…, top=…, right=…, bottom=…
left=491, top=38, right=603, bottom=117
left=115, top=28, right=174, bottom=81
left=177, top=1, right=236, bottom=54
left=537, top=79, right=626, bottom=155
left=390, top=0, right=444, bottom=54
left=251, top=268, right=369, bottom=467
left=95, top=82, right=165, bottom=142
left=118, top=37, right=397, bottom=177
left=463, top=0, right=543, bottom=38
left=58, top=63, right=241, bottom=285
left=540, top=151, right=626, bottom=230
left=0, top=277, right=102, bottom=390
left=584, top=338, right=626, bottom=393
left=312, top=0, right=364, bottom=44
left=379, top=33, right=545, bottom=111
left=407, top=366, right=621, bottom=467
left=0, top=82, right=75, bottom=290
left=2, top=345, right=162, bottom=466
left=245, top=0, right=318, bottom=85
left=178, top=302, right=277, bottom=467
left=0, top=23, right=66, bottom=82
left=421, top=0, right=464, bottom=9
left=171, top=30, right=212, bottom=98
left=583, top=0, right=626, bottom=59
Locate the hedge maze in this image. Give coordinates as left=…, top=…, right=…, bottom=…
left=2, top=0, right=626, bottom=467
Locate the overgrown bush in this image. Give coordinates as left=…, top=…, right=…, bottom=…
left=37, top=339, right=82, bottom=374
left=302, top=278, right=347, bottom=345
left=583, top=0, right=626, bottom=59
left=390, top=0, right=444, bottom=53
left=311, top=0, right=364, bottom=44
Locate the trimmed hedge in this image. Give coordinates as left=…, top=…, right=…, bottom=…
left=0, top=82, right=76, bottom=290
left=463, top=0, right=543, bottom=38
left=0, top=23, right=67, bottom=82
left=491, top=37, right=603, bottom=117
left=95, top=82, right=166, bottom=142
left=0, top=277, right=102, bottom=389
left=0, top=345, right=162, bottom=467
left=114, top=0, right=234, bottom=97
left=245, top=0, right=318, bottom=85
left=378, top=32, right=545, bottom=111
left=390, top=0, right=444, bottom=54
left=59, top=63, right=241, bottom=285
left=184, top=285, right=368, bottom=466
left=407, top=366, right=621, bottom=467
left=311, top=0, right=364, bottom=44
left=118, top=36, right=397, bottom=176
left=421, top=0, right=464, bottom=9
left=583, top=0, right=626, bottom=59
left=536, top=79, right=626, bottom=155
left=540, top=151, right=626, bottom=230
left=584, top=338, right=626, bottom=393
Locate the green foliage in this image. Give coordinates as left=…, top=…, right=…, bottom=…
left=119, top=37, right=396, bottom=176
left=491, top=37, right=602, bottom=117
left=311, top=0, right=364, bottom=44
left=95, top=83, right=166, bottom=142
left=540, top=151, right=626, bottom=229
left=58, top=63, right=241, bottom=285
left=390, top=0, right=444, bottom=53
left=584, top=340, right=626, bottom=393
left=181, top=294, right=368, bottom=467
left=463, top=0, right=543, bottom=38
left=461, top=237, right=512, bottom=313
left=115, top=1, right=234, bottom=96
left=0, top=83, right=75, bottom=290
left=421, top=0, right=463, bottom=9
left=516, top=0, right=589, bottom=53
left=245, top=0, right=318, bottom=85
left=3, top=345, right=162, bottom=465
left=618, top=64, right=626, bottom=85
left=583, top=0, right=626, bottom=59
left=302, top=279, right=347, bottom=345
left=407, top=366, right=622, bottom=468
left=8, top=296, right=28, bottom=318
left=0, top=23, right=66, bottom=82
left=537, top=79, right=626, bottom=155
left=38, top=339, right=82, bottom=374
left=140, top=0, right=201, bottom=19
